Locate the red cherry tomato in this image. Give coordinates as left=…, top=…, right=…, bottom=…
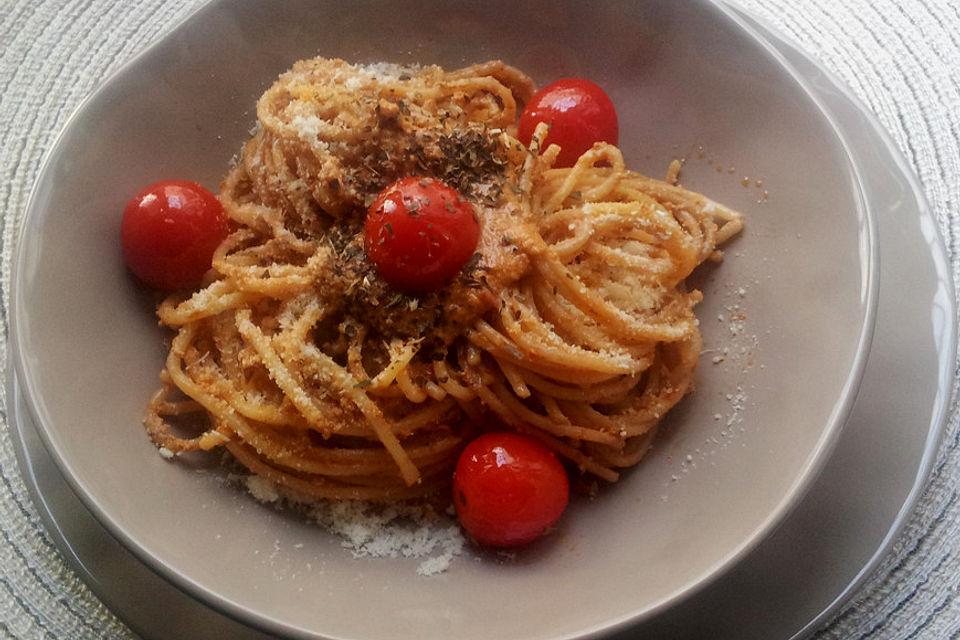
left=452, top=432, right=570, bottom=547
left=121, top=180, right=228, bottom=291
left=364, top=177, right=480, bottom=293
left=518, top=78, right=619, bottom=168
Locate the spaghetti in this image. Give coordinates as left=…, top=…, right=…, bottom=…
left=144, top=57, right=743, bottom=501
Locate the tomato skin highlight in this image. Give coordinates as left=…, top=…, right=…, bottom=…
left=121, top=180, right=228, bottom=291
left=453, top=432, right=570, bottom=547
left=518, top=78, right=619, bottom=168
left=364, top=177, right=480, bottom=293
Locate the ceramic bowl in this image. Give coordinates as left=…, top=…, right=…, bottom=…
left=11, top=1, right=877, bottom=638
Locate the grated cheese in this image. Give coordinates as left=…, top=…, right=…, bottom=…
left=243, top=474, right=464, bottom=575
left=246, top=475, right=281, bottom=503
left=310, top=499, right=464, bottom=576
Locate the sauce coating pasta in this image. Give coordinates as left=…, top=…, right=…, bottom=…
left=143, top=57, right=743, bottom=502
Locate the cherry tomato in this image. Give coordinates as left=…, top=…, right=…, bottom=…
left=517, top=78, right=619, bottom=168
left=364, top=177, right=480, bottom=293
left=121, top=180, right=228, bottom=291
left=452, top=432, right=570, bottom=547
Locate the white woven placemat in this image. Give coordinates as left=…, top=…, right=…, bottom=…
left=1, top=1, right=958, bottom=638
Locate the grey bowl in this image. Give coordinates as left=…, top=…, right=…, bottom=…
left=10, top=1, right=878, bottom=638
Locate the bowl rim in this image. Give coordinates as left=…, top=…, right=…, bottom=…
left=724, top=3, right=956, bottom=637
left=8, top=0, right=881, bottom=637
left=591, top=3, right=881, bottom=634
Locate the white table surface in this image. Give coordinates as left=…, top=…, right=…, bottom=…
left=1, top=1, right=959, bottom=638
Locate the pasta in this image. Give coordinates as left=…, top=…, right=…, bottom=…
left=144, top=57, right=743, bottom=502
